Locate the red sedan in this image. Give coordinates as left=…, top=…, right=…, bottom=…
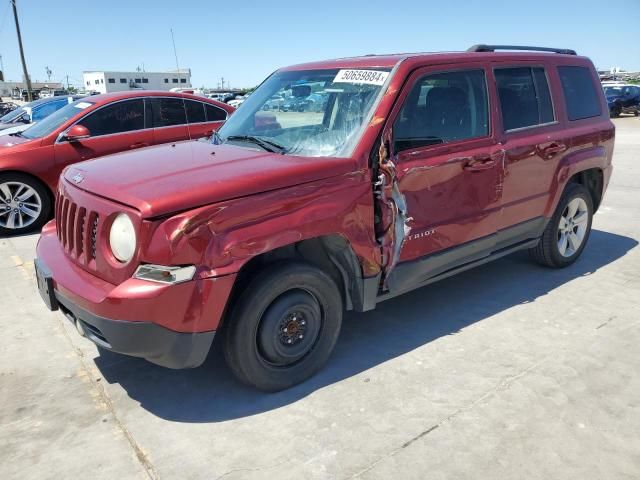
left=0, top=91, right=234, bottom=235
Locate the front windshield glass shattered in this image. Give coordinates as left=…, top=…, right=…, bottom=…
left=216, top=68, right=391, bottom=157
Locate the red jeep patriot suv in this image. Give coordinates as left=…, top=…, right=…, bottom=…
left=35, top=45, right=614, bottom=391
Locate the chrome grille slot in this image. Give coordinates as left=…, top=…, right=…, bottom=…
left=60, top=197, right=69, bottom=247
left=75, top=207, right=86, bottom=257
left=90, top=214, right=99, bottom=260
left=67, top=203, right=77, bottom=253
left=55, top=193, right=63, bottom=241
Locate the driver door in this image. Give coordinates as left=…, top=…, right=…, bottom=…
left=379, top=63, right=505, bottom=292
left=54, top=99, right=153, bottom=171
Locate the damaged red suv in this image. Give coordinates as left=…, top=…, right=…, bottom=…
left=36, top=45, right=614, bottom=391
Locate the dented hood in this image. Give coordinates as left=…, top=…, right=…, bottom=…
left=65, top=140, right=357, bottom=218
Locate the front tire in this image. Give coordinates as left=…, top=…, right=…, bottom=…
left=529, top=183, right=593, bottom=268
left=0, top=173, right=51, bottom=236
left=222, top=262, right=343, bottom=392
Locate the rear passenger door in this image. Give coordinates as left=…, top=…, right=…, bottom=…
left=492, top=63, right=564, bottom=242
left=382, top=64, right=505, bottom=291
left=148, top=97, right=189, bottom=144
left=184, top=99, right=229, bottom=139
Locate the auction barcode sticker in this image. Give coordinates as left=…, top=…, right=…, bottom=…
left=333, top=69, right=389, bottom=86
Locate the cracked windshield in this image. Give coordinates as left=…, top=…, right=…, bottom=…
left=215, top=68, right=390, bottom=157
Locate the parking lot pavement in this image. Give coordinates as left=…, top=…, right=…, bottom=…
left=1, top=117, right=639, bottom=480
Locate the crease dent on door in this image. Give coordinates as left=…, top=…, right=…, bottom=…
left=374, top=139, right=411, bottom=288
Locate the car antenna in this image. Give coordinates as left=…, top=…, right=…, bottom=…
left=171, top=28, right=192, bottom=141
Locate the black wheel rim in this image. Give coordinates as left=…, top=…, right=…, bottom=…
left=256, top=290, right=322, bottom=367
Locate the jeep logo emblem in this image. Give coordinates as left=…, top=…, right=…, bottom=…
left=72, top=173, right=84, bottom=184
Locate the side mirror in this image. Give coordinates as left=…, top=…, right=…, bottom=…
left=19, top=114, right=31, bottom=124
left=64, top=125, right=91, bottom=142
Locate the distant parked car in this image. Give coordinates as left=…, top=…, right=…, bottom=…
left=0, top=96, right=81, bottom=132
left=39, top=89, right=69, bottom=99
left=0, top=102, right=18, bottom=117
left=604, top=85, right=640, bottom=117
left=306, top=92, right=329, bottom=112
left=281, top=95, right=311, bottom=112
left=228, top=96, right=247, bottom=108
left=262, top=94, right=285, bottom=110
left=0, top=91, right=234, bottom=234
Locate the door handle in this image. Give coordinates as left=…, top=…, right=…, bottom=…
left=463, top=157, right=497, bottom=172
left=541, top=142, right=567, bottom=156
left=130, top=142, right=149, bottom=149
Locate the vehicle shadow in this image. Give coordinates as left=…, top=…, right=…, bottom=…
left=94, top=229, right=637, bottom=422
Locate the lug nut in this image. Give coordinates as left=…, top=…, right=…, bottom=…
left=287, top=339, right=292, bottom=344
left=299, top=334, right=304, bottom=339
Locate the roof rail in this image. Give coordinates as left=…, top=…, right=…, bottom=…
left=467, top=44, right=577, bottom=55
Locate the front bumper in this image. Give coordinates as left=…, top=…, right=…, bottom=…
left=35, top=222, right=237, bottom=368
left=36, top=257, right=215, bottom=369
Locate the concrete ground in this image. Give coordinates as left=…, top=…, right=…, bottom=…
left=1, top=117, right=639, bottom=480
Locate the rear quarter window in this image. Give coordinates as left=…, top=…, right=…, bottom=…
left=558, top=66, right=601, bottom=121
left=206, top=104, right=227, bottom=122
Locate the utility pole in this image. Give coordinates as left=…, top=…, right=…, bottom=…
left=0, top=54, right=4, bottom=81
left=65, top=75, right=69, bottom=90
left=12, top=0, right=33, bottom=101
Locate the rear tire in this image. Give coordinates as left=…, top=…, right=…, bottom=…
left=0, top=173, right=51, bottom=236
left=222, top=262, right=343, bottom=392
left=529, top=183, right=593, bottom=268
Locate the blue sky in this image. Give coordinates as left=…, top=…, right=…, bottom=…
left=0, top=0, right=638, bottom=88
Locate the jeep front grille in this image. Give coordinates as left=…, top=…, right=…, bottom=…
left=56, top=192, right=99, bottom=267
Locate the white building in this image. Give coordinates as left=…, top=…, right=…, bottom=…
left=82, top=69, right=192, bottom=94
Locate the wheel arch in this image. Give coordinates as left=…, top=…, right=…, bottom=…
left=220, top=234, right=377, bottom=330
left=568, top=167, right=604, bottom=212
left=547, top=146, right=608, bottom=217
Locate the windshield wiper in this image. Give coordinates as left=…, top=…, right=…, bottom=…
left=225, top=135, right=286, bottom=154
left=9, top=131, right=24, bottom=137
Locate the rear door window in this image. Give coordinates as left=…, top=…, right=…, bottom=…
left=78, top=99, right=145, bottom=136
left=393, top=69, right=489, bottom=151
left=495, top=67, right=554, bottom=131
left=185, top=100, right=206, bottom=124
left=152, top=98, right=188, bottom=127
left=558, top=66, right=601, bottom=121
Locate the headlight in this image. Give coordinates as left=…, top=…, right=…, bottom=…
left=109, top=213, right=136, bottom=263
left=134, top=264, right=196, bottom=284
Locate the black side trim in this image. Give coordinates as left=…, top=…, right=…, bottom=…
left=383, top=216, right=548, bottom=298
left=378, top=237, right=539, bottom=302
left=55, top=293, right=215, bottom=369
